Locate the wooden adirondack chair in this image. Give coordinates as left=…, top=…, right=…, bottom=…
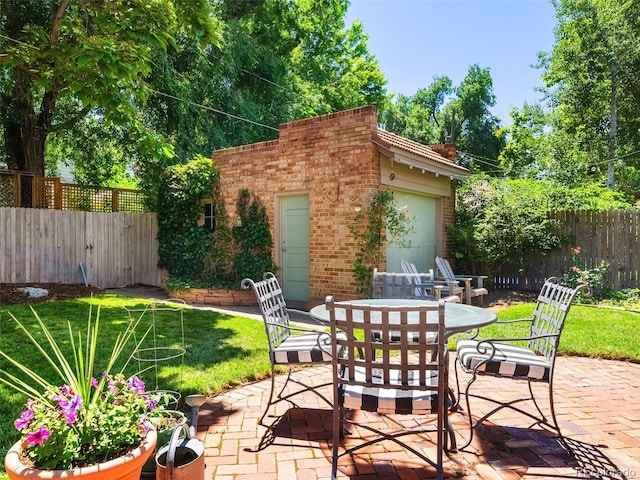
left=434, top=256, right=488, bottom=305
left=401, top=260, right=462, bottom=303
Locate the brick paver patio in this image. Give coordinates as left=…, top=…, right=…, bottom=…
left=194, top=355, right=640, bottom=479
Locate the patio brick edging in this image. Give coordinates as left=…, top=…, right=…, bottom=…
left=167, top=287, right=257, bottom=306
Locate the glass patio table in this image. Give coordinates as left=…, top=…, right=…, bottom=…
left=309, top=298, right=497, bottom=338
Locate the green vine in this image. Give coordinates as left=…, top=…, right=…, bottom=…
left=348, top=190, right=413, bottom=296
left=232, top=189, right=277, bottom=281
left=157, top=158, right=276, bottom=288
left=157, top=155, right=218, bottom=279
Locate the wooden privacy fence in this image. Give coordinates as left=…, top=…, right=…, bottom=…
left=0, top=208, right=161, bottom=288
left=493, top=209, right=640, bottom=291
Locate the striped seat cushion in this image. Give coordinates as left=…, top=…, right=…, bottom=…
left=272, top=332, right=337, bottom=364
left=371, top=331, right=437, bottom=343
left=339, top=366, right=439, bottom=415
left=457, top=340, right=551, bottom=381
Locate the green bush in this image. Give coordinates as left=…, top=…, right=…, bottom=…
left=157, top=158, right=276, bottom=288
left=451, top=174, right=633, bottom=284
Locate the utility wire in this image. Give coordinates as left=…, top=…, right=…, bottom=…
left=0, top=33, right=281, bottom=132
left=146, top=88, right=279, bottom=131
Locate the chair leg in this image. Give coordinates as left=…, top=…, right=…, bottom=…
left=259, top=365, right=334, bottom=427
left=331, top=403, right=341, bottom=480
left=456, top=371, right=568, bottom=451
left=258, top=364, right=283, bottom=426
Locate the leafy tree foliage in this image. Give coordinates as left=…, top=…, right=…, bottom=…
left=516, top=0, right=640, bottom=195
left=0, top=0, right=218, bottom=177
left=145, top=0, right=388, bottom=159
left=380, top=64, right=504, bottom=171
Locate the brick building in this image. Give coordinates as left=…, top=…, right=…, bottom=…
left=213, top=106, right=468, bottom=306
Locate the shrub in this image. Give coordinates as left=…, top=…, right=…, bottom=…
left=561, top=246, right=609, bottom=300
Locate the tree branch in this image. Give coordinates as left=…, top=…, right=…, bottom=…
left=50, top=0, right=70, bottom=44
left=50, top=104, right=93, bottom=132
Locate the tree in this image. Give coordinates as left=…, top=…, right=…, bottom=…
left=0, top=0, right=219, bottom=176
left=541, top=0, right=640, bottom=192
left=287, top=0, right=389, bottom=118
left=380, top=64, right=504, bottom=171
left=379, top=76, right=452, bottom=145
left=448, top=64, right=504, bottom=170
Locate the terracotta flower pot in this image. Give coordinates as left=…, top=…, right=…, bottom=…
left=4, top=429, right=157, bottom=480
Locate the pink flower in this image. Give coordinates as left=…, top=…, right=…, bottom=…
left=127, top=376, right=145, bottom=394
left=573, top=246, right=581, bottom=255
left=14, top=409, right=35, bottom=431
left=26, top=426, right=51, bottom=446
left=55, top=393, right=83, bottom=425
left=571, top=266, right=581, bottom=273
left=60, top=385, right=74, bottom=396
left=62, top=395, right=83, bottom=425
left=91, top=377, right=99, bottom=388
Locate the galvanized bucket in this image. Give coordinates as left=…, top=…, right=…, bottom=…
left=155, top=424, right=205, bottom=480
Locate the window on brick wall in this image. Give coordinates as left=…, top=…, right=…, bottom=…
left=199, top=201, right=215, bottom=231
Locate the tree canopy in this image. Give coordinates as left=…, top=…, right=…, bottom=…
left=0, top=0, right=388, bottom=192
left=380, top=64, right=504, bottom=172
left=0, top=0, right=219, bottom=176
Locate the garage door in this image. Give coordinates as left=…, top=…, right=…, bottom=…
left=386, top=191, right=437, bottom=273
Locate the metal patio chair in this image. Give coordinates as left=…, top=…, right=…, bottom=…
left=325, top=297, right=448, bottom=480
left=434, top=256, right=488, bottom=305
left=453, top=277, right=589, bottom=449
left=241, top=272, right=334, bottom=426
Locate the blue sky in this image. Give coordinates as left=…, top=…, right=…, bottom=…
left=345, top=0, right=557, bottom=124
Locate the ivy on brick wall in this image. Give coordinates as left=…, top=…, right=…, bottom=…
left=349, top=189, right=413, bottom=296
left=232, top=189, right=277, bottom=281
left=157, top=156, right=276, bottom=289
left=157, top=155, right=218, bottom=280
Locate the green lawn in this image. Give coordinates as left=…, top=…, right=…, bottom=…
left=449, top=303, right=640, bottom=361
left=0, top=294, right=638, bottom=477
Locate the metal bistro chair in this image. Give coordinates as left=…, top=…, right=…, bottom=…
left=241, top=272, right=334, bottom=426
left=325, top=297, right=448, bottom=480
left=454, top=277, right=589, bottom=450
left=372, top=268, right=435, bottom=300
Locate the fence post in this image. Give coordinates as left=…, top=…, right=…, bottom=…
left=112, top=189, right=119, bottom=212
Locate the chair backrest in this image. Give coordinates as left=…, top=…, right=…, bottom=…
left=399, top=261, right=435, bottom=297
left=435, top=256, right=456, bottom=281
left=528, top=277, right=589, bottom=361
left=372, top=268, right=432, bottom=300
left=241, top=272, right=290, bottom=351
left=326, top=297, right=447, bottom=399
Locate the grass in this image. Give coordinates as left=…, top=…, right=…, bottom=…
left=0, top=293, right=639, bottom=476
left=449, top=303, right=640, bottom=361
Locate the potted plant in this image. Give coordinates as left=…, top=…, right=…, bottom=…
left=140, top=408, right=188, bottom=479
left=0, top=306, right=159, bottom=480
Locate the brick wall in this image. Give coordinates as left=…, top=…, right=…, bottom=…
left=213, top=106, right=381, bottom=303
left=430, top=144, right=457, bottom=259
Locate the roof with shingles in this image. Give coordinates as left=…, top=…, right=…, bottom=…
left=373, top=129, right=468, bottom=173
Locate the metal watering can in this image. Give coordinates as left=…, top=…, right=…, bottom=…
left=155, top=424, right=205, bottom=480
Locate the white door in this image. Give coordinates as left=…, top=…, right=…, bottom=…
left=386, top=192, right=437, bottom=272
left=280, top=195, right=310, bottom=301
